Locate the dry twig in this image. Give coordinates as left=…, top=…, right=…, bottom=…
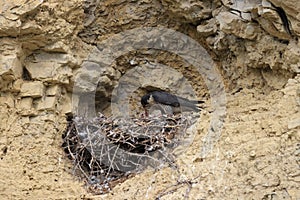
left=62, top=113, right=197, bottom=194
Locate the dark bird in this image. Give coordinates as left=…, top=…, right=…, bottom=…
left=141, top=91, right=204, bottom=116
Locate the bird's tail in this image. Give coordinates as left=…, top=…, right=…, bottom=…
left=189, top=100, right=205, bottom=111
left=189, top=100, right=205, bottom=104
left=177, top=98, right=205, bottom=112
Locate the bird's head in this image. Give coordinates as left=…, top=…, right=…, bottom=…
left=141, top=93, right=151, bottom=108
left=141, top=93, right=155, bottom=117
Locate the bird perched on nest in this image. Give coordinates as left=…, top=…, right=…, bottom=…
left=141, top=91, right=204, bottom=116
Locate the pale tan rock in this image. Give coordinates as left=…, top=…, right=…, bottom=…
left=20, top=21, right=43, bottom=35
left=261, top=69, right=288, bottom=89
left=161, top=0, right=212, bottom=23
left=0, top=1, right=19, bottom=21
left=19, top=97, right=33, bottom=109
left=288, top=118, right=300, bottom=129
left=25, top=59, right=72, bottom=83
left=0, top=54, right=22, bottom=78
left=197, top=18, right=217, bottom=36
left=20, top=81, right=44, bottom=97
left=19, top=116, right=30, bottom=125
left=74, top=61, right=102, bottom=93
left=103, top=67, right=121, bottom=79
left=17, top=97, right=37, bottom=116
left=282, top=78, right=299, bottom=96
left=0, top=1, right=21, bottom=36
left=98, top=75, right=112, bottom=86
left=0, top=0, right=43, bottom=37
left=283, top=41, right=300, bottom=72
left=46, top=85, right=60, bottom=96
left=0, top=95, right=15, bottom=108
left=11, top=79, right=24, bottom=92
left=256, top=7, right=291, bottom=40
left=0, top=39, right=22, bottom=92
left=216, top=12, right=258, bottom=40
left=29, top=113, right=57, bottom=123
left=221, top=0, right=294, bottom=39
left=43, top=41, right=69, bottom=53
left=226, top=0, right=261, bottom=12
left=55, top=65, right=72, bottom=84
left=36, top=96, right=57, bottom=111
left=0, top=16, right=21, bottom=37
left=25, top=62, right=60, bottom=79
left=270, top=0, right=300, bottom=36
left=58, top=93, right=72, bottom=114
left=33, top=52, right=75, bottom=64
left=5, top=0, right=43, bottom=16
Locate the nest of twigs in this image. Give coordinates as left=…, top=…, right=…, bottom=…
left=62, top=113, right=197, bottom=194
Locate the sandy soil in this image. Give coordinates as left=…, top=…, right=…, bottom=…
left=1, top=80, right=299, bottom=199
left=0, top=0, right=299, bottom=199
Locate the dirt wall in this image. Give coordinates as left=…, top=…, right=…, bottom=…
left=0, top=0, right=299, bottom=199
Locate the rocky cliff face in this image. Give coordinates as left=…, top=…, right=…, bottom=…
left=0, top=0, right=299, bottom=199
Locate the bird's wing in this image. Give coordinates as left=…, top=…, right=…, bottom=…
left=151, top=91, right=180, bottom=107
left=177, top=96, right=204, bottom=106
left=151, top=91, right=205, bottom=112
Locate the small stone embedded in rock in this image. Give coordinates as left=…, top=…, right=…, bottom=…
left=43, top=41, right=69, bottom=53
left=249, top=150, right=256, bottom=158
left=288, top=118, right=300, bottom=129
left=196, top=18, right=216, bottom=36
left=20, top=81, right=44, bottom=97
left=216, top=11, right=258, bottom=40
left=98, top=75, right=112, bottom=86
left=0, top=95, right=14, bottom=108
left=36, top=96, right=57, bottom=111
left=46, top=85, right=60, bottom=96
left=25, top=62, right=60, bottom=79
left=19, top=97, right=33, bottom=109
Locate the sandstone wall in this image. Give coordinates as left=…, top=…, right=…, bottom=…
left=0, top=0, right=299, bottom=199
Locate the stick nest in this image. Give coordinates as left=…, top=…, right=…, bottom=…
left=62, top=113, right=197, bottom=194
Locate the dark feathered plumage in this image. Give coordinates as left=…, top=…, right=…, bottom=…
left=141, top=91, right=204, bottom=116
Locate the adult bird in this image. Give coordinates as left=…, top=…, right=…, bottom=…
left=141, top=91, right=204, bottom=116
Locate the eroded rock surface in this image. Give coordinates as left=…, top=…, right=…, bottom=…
left=0, top=0, right=299, bottom=199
